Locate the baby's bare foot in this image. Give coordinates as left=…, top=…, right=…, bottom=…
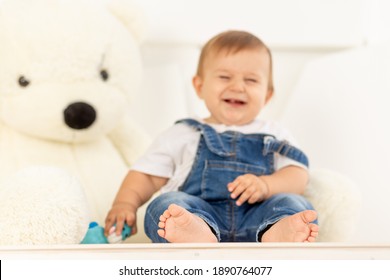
left=261, top=210, right=319, bottom=242
left=157, top=204, right=218, bottom=243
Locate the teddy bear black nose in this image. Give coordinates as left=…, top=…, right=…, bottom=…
left=64, top=102, right=97, bottom=130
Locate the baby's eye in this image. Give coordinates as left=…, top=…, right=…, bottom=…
left=18, top=76, right=30, bottom=87
left=219, top=75, right=230, bottom=80
left=100, top=69, right=109, bottom=81
left=245, top=78, right=258, bottom=83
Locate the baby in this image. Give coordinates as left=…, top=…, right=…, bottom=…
left=105, top=30, right=319, bottom=243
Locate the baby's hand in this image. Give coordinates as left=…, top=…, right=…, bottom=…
left=227, top=174, right=269, bottom=206
left=104, top=202, right=137, bottom=237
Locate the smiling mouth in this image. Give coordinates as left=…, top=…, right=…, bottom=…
left=223, top=99, right=246, bottom=105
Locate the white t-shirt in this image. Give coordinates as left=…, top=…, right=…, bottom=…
left=131, top=118, right=307, bottom=193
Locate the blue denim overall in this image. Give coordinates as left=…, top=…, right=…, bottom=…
left=145, top=119, right=315, bottom=242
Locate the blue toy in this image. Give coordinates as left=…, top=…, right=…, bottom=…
left=81, top=221, right=131, bottom=244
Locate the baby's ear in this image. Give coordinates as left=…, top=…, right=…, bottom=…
left=106, top=0, right=148, bottom=43
left=192, top=75, right=204, bottom=99
left=265, top=89, right=274, bottom=103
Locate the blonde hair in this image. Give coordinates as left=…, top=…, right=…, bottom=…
left=196, top=30, right=274, bottom=92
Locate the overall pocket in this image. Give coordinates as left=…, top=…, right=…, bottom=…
left=201, top=160, right=266, bottom=201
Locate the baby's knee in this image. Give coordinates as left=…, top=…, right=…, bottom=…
left=146, top=192, right=185, bottom=217
left=271, top=193, right=314, bottom=210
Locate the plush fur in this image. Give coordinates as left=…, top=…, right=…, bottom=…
left=0, top=0, right=150, bottom=245
left=305, top=169, right=362, bottom=242
left=0, top=167, right=90, bottom=245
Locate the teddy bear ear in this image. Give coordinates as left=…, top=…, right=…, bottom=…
left=106, top=0, right=148, bottom=43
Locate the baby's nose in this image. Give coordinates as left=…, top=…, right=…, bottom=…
left=229, top=79, right=245, bottom=92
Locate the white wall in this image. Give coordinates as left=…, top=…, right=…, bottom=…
left=137, top=0, right=365, bottom=48
left=135, top=0, right=369, bottom=125
left=280, top=45, right=390, bottom=243
left=364, top=0, right=390, bottom=45
left=132, top=0, right=390, bottom=243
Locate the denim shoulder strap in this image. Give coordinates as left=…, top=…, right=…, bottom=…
left=263, top=136, right=309, bottom=167
left=175, top=118, right=233, bottom=157
left=175, top=118, right=203, bottom=129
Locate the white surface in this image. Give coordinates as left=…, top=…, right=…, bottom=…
left=1, top=243, right=390, bottom=259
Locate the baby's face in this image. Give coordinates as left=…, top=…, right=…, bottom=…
left=193, top=48, right=272, bottom=126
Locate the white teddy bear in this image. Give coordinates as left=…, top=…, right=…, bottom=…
left=0, top=0, right=150, bottom=245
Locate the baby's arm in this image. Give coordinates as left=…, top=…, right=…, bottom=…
left=228, top=165, right=308, bottom=206
left=104, top=170, right=168, bottom=236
